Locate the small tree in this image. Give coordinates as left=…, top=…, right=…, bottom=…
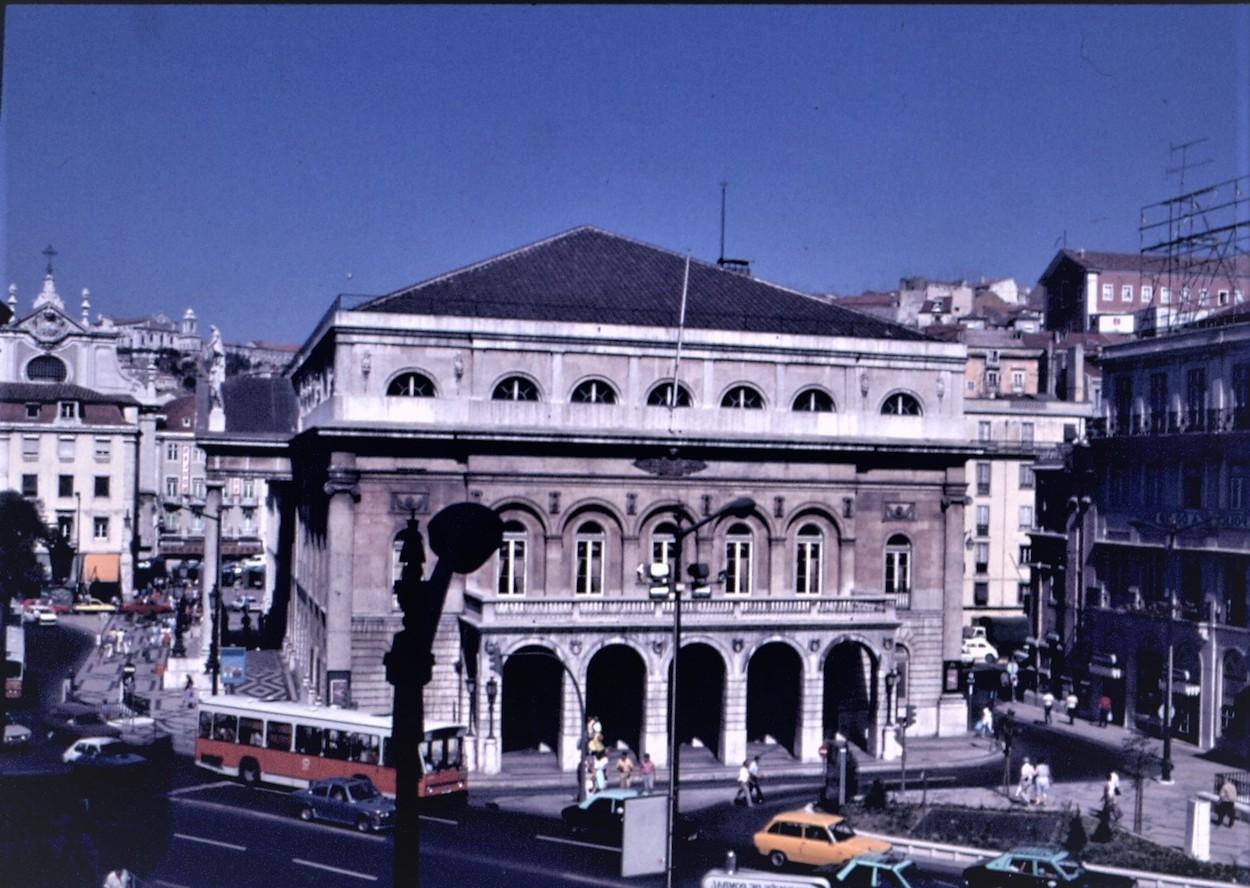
left=0, top=490, right=47, bottom=729
left=1065, top=808, right=1089, bottom=855
left=1120, top=732, right=1161, bottom=835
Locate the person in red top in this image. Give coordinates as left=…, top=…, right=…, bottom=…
left=639, top=753, right=656, bottom=794
left=1097, top=694, right=1113, bottom=727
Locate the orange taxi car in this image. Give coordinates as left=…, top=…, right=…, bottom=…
left=753, top=808, right=891, bottom=870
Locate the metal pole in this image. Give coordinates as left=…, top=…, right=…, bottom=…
left=665, top=518, right=683, bottom=888
left=1161, top=536, right=1175, bottom=784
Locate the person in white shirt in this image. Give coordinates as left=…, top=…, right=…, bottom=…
left=1041, top=691, right=1055, bottom=725
left=1015, top=757, right=1036, bottom=803
left=735, top=760, right=754, bottom=806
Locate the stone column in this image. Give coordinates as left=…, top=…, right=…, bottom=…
left=722, top=672, right=747, bottom=767
left=797, top=669, right=825, bottom=763
left=643, top=668, right=669, bottom=767
left=322, top=461, right=360, bottom=701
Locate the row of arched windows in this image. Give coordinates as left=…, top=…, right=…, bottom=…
left=385, top=371, right=924, bottom=415
left=394, top=518, right=912, bottom=604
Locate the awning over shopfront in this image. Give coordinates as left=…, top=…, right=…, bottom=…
left=82, top=553, right=120, bottom=584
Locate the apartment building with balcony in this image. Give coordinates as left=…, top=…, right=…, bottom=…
left=1032, top=309, right=1250, bottom=760
left=226, top=227, right=981, bottom=778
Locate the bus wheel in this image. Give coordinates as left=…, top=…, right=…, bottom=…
left=239, top=759, right=260, bottom=786
left=299, top=806, right=315, bottom=822
left=356, top=816, right=372, bottom=833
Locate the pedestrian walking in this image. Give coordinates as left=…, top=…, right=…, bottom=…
left=102, top=867, right=133, bottom=888
left=1101, top=771, right=1122, bottom=823
left=748, top=755, right=765, bottom=804
left=583, top=757, right=597, bottom=796
left=616, top=752, right=634, bottom=789
left=1041, top=691, right=1055, bottom=725
left=1014, top=756, right=1036, bottom=803
left=1034, top=758, right=1052, bottom=805
left=975, top=706, right=994, bottom=745
left=593, top=751, right=608, bottom=792
left=735, top=760, right=754, bottom=806
left=182, top=674, right=197, bottom=709
left=1215, top=778, right=1238, bottom=827
left=1065, top=691, right=1078, bottom=725
left=1097, top=694, right=1112, bottom=727
left=640, top=753, right=656, bottom=794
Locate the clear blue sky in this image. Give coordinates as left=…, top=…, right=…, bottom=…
left=4, top=5, right=1248, bottom=345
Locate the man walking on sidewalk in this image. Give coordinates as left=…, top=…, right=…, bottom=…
left=1041, top=691, right=1055, bottom=725
left=1216, top=778, right=1238, bottom=828
left=735, top=760, right=754, bottom=806
left=1015, top=756, right=1035, bottom=803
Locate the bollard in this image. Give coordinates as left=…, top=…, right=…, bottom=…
left=724, top=850, right=737, bottom=874
left=1185, top=797, right=1211, bottom=862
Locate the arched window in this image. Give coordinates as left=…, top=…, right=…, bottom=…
left=647, top=382, right=692, bottom=408
left=795, top=524, right=823, bottom=595
left=884, top=534, right=911, bottom=606
left=574, top=520, right=605, bottom=596
left=721, top=385, right=764, bottom=409
left=497, top=520, right=527, bottom=596
left=492, top=376, right=539, bottom=402
left=386, top=372, right=436, bottom=397
left=881, top=392, right=922, bottom=416
left=724, top=522, right=753, bottom=595
left=651, top=521, right=679, bottom=568
left=27, top=355, right=67, bottom=383
left=571, top=379, right=618, bottom=404
left=792, top=388, right=835, bottom=413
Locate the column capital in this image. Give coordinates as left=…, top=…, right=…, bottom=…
left=323, top=469, right=361, bottom=501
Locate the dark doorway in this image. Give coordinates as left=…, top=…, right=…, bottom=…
left=823, top=641, right=877, bottom=751
left=586, top=645, right=646, bottom=755
left=746, top=642, right=802, bottom=755
left=668, top=643, right=725, bottom=758
left=501, top=645, right=562, bottom=754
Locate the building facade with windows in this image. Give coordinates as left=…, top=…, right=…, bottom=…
left=248, top=227, right=979, bottom=776
left=1031, top=309, right=1250, bottom=760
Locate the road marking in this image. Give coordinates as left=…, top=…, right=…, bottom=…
left=168, top=780, right=235, bottom=796
left=173, top=832, right=246, bottom=851
left=419, top=814, right=458, bottom=825
left=292, top=858, right=379, bottom=881
left=535, top=833, right=620, bottom=852
left=169, top=796, right=387, bottom=842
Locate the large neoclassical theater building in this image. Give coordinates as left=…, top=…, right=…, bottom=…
left=210, top=227, right=979, bottom=774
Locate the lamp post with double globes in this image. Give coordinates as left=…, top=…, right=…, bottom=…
left=660, top=495, right=755, bottom=888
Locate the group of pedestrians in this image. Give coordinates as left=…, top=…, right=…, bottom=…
left=580, top=715, right=656, bottom=796
left=734, top=755, right=765, bottom=806
left=1012, top=755, right=1053, bottom=806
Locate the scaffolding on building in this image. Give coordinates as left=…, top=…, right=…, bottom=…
left=1138, top=172, right=1250, bottom=334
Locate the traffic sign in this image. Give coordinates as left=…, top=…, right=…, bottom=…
left=702, top=869, right=830, bottom=888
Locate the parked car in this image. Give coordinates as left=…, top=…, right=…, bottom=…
left=960, top=637, right=999, bottom=664
left=753, top=808, right=890, bottom=870
left=46, top=702, right=122, bottom=742
left=36, top=607, right=59, bottom=626
left=824, top=852, right=961, bottom=888
left=962, top=847, right=1136, bottom=888
left=72, top=597, right=117, bottom=614
left=62, top=737, right=146, bottom=768
left=291, top=777, right=396, bottom=832
left=229, top=595, right=258, bottom=612
left=121, top=596, right=174, bottom=616
left=3, top=712, right=33, bottom=749
left=560, top=788, right=700, bottom=843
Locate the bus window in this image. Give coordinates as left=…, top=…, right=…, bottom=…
left=324, top=729, right=350, bottom=761
left=238, top=717, right=264, bottom=747
left=213, top=713, right=238, bottom=743
left=450, top=735, right=464, bottom=769
left=198, top=711, right=214, bottom=740
left=382, top=737, right=393, bottom=769
left=348, top=732, right=379, bottom=764
left=267, top=721, right=292, bottom=752
left=295, top=724, right=323, bottom=755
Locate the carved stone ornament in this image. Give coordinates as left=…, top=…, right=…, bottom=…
left=883, top=502, right=915, bottom=521
left=570, top=640, right=582, bottom=655
left=30, top=308, right=71, bottom=344
left=732, top=638, right=744, bottom=653
left=323, top=470, right=362, bottom=502
left=809, top=639, right=820, bottom=653
left=651, top=640, right=665, bottom=655
left=633, top=454, right=707, bottom=477
left=391, top=491, right=430, bottom=514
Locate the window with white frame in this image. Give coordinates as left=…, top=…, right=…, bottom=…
left=59, top=401, right=78, bottom=420
left=647, top=382, right=692, bottom=408
left=166, top=443, right=180, bottom=461
left=976, top=462, right=991, bottom=495
left=651, top=522, right=678, bottom=569
left=164, top=476, right=179, bottom=498
left=884, top=534, right=911, bottom=602
left=57, top=437, right=74, bottom=461
left=1142, top=285, right=1153, bottom=303
left=192, top=514, right=204, bottom=534
left=1019, top=464, right=1035, bottom=489
left=721, top=385, right=764, bottom=409
left=497, top=521, right=527, bottom=596
left=492, top=376, right=539, bottom=402
left=974, top=542, right=989, bottom=574
left=241, top=509, right=256, bottom=533
left=22, top=437, right=39, bottom=461
left=724, top=523, right=753, bottom=595
left=978, top=421, right=991, bottom=442
left=794, top=524, right=822, bottom=595
left=1121, top=284, right=1133, bottom=303
left=242, top=478, right=255, bottom=499
left=192, top=478, right=205, bottom=499
left=1021, top=422, right=1035, bottom=445
left=1019, top=505, right=1034, bottom=529
left=792, top=388, right=835, bottom=412
left=976, top=505, right=990, bottom=535
left=1160, top=286, right=1171, bottom=305
left=1102, top=283, right=1113, bottom=301
left=1011, top=370, right=1025, bottom=392
left=570, top=379, right=618, bottom=404
left=93, top=516, right=109, bottom=540
left=94, top=438, right=111, bottom=461
left=387, top=371, right=436, bottom=397
left=881, top=392, right=922, bottom=415
left=574, top=521, right=605, bottom=595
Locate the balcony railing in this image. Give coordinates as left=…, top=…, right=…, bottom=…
left=463, top=591, right=898, bottom=628
left=1092, top=406, right=1250, bottom=439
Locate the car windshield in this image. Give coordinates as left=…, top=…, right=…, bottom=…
left=348, top=782, right=380, bottom=801
left=1054, top=862, right=1082, bottom=880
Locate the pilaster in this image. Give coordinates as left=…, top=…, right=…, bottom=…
left=722, top=672, right=747, bottom=767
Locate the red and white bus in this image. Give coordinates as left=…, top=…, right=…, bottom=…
left=193, top=695, right=467, bottom=800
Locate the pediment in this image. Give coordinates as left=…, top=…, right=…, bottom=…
left=13, top=305, right=85, bottom=346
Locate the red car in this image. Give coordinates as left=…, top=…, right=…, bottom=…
left=121, top=597, right=173, bottom=616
